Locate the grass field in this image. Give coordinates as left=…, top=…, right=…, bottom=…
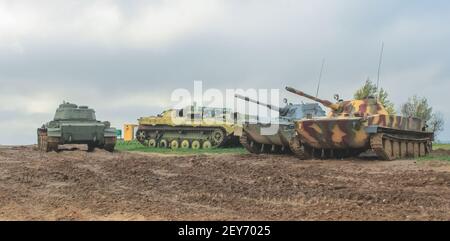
left=433, top=143, right=450, bottom=150
left=115, top=140, right=247, bottom=155
left=416, top=143, right=450, bottom=162
left=417, top=155, right=450, bottom=162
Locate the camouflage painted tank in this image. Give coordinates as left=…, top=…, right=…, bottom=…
left=136, top=105, right=246, bottom=149
left=37, top=102, right=117, bottom=152
left=285, top=87, right=434, bottom=160
left=234, top=94, right=325, bottom=155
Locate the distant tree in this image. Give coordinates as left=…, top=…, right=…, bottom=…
left=377, top=88, right=396, bottom=115
left=429, top=112, right=445, bottom=136
left=400, top=95, right=432, bottom=120
left=354, top=78, right=395, bottom=114
left=400, top=95, right=445, bottom=137
left=354, top=78, right=377, bottom=100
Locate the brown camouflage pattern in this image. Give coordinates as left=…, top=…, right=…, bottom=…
left=294, top=99, right=426, bottom=149
left=327, top=99, right=388, bottom=117
left=297, top=118, right=368, bottom=149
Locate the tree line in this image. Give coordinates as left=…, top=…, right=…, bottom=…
left=353, top=79, right=444, bottom=138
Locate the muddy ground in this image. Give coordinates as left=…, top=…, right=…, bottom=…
left=0, top=145, right=449, bottom=220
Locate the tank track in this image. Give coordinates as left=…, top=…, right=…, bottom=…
left=37, top=129, right=59, bottom=152
left=137, top=125, right=233, bottom=149
left=240, top=131, right=291, bottom=155
left=102, top=137, right=116, bottom=152
left=239, top=132, right=261, bottom=154
left=370, top=133, right=431, bottom=161
left=288, top=135, right=311, bottom=160
left=288, top=130, right=432, bottom=161
left=288, top=136, right=366, bottom=160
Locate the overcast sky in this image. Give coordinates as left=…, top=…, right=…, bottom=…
left=1, top=0, right=449, bottom=144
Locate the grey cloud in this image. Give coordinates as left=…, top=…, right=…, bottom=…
left=0, top=0, right=449, bottom=144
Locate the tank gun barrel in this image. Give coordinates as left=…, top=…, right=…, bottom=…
left=234, top=94, right=281, bottom=112
left=285, top=86, right=339, bottom=111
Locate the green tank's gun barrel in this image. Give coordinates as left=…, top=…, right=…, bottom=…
left=285, top=86, right=339, bottom=111
left=234, top=94, right=281, bottom=112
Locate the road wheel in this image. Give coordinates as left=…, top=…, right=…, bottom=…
left=148, top=138, right=157, bottom=148
left=202, top=140, right=212, bottom=149
left=400, top=141, right=407, bottom=158
left=413, top=142, right=420, bottom=158
left=212, top=129, right=225, bottom=146
left=426, top=141, right=433, bottom=154
left=180, top=140, right=190, bottom=149
left=407, top=142, right=414, bottom=157
left=239, top=132, right=261, bottom=154
left=136, top=130, right=146, bottom=141
left=170, top=140, right=179, bottom=149
left=392, top=141, right=400, bottom=159
left=288, top=136, right=310, bottom=160
left=382, top=139, right=394, bottom=160
left=159, top=139, right=168, bottom=148
left=419, top=142, right=426, bottom=156
left=191, top=140, right=201, bottom=150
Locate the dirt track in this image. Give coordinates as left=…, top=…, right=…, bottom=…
left=0, top=146, right=449, bottom=220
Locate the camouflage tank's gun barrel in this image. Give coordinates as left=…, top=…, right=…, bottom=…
left=285, top=86, right=339, bottom=111
left=234, top=94, right=281, bottom=112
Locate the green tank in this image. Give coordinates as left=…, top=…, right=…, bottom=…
left=37, top=102, right=117, bottom=152
left=234, top=94, right=326, bottom=155
left=136, top=105, right=247, bottom=149
left=285, top=86, right=434, bottom=160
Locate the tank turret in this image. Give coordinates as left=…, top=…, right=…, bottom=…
left=285, top=86, right=388, bottom=117
left=285, top=87, right=339, bottom=111
left=53, top=102, right=96, bottom=121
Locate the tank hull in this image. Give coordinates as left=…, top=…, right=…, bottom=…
left=136, top=125, right=239, bottom=149
left=244, top=123, right=294, bottom=146
left=235, top=103, right=326, bottom=156
left=298, top=118, right=368, bottom=149
left=38, top=102, right=117, bottom=152
left=38, top=123, right=117, bottom=152
left=294, top=115, right=433, bottom=160
left=136, top=106, right=243, bottom=149
left=238, top=122, right=296, bottom=153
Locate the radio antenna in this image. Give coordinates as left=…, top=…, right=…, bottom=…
left=376, top=41, right=384, bottom=97
left=315, top=58, right=325, bottom=98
